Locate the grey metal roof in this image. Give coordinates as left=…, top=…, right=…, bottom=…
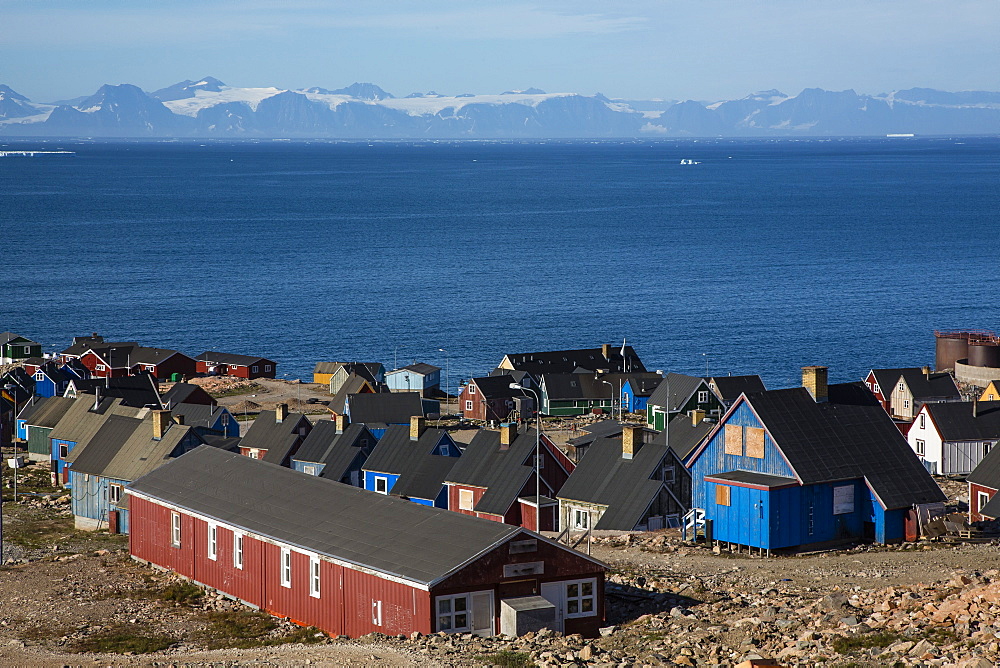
left=392, top=363, right=440, bottom=376
left=653, top=414, right=715, bottom=461
left=66, top=415, right=143, bottom=474
left=868, top=368, right=914, bottom=395
left=827, top=381, right=881, bottom=407
left=329, top=374, right=379, bottom=414
left=363, top=425, right=459, bottom=500
left=16, top=396, right=75, bottom=428
left=49, top=396, right=144, bottom=447
left=557, top=436, right=668, bottom=531
left=126, top=347, right=189, bottom=366
left=162, top=383, right=214, bottom=407
left=648, top=374, right=708, bottom=412
left=599, top=373, right=664, bottom=396
left=979, top=493, right=1000, bottom=519
left=446, top=427, right=544, bottom=516
left=926, top=401, right=1000, bottom=443
left=541, top=373, right=611, bottom=401
left=72, top=414, right=200, bottom=482
left=196, top=351, right=275, bottom=366
left=348, top=392, right=423, bottom=424
left=68, top=375, right=163, bottom=408
left=128, top=446, right=528, bottom=587
left=171, top=403, right=229, bottom=431
left=709, top=375, right=767, bottom=402
left=740, top=388, right=946, bottom=510
left=239, top=410, right=310, bottom=465
left=469, top=375, right=529, bottom=400
left=294, top=422, right=375, bottom=482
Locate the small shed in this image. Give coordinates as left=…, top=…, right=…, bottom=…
left=386, top=363, right=441, bottom=397
left=127, top=446, right=606, bottom=638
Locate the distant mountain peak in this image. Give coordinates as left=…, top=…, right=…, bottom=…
left=151, top=77, right=227, bottom=102
left=502, top=87, right=546, bottom=95
left=325, top=82, right=394, bottom=100
left=0, top=84, right=30, bottom=102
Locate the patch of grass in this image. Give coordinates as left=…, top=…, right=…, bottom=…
left=474, top=650, right=532, bottom=668
left=831, top=631, right=902, bottom=654
left=921, top=626, right=958, bottom=645
left=196, top=610, right=322, bottom=649
left=3, top=512, right=74, bottom=549
left=152, top=581, right=204, bottom=606
left=70, top=624, right=177, bottom=654
left=20, top=622, right=74, bottom=645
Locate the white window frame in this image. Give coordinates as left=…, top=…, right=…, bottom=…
left=469, top=384, right=476, bottom=394
left=171, top=512, right=181, bottom=548
left=899, top=382, right=905, bottom=391
left=280, top=547, right=292, bottom=588
left=374, top=476, right=389, bottom=494
left=59, top=443, right=69, bottom=459
left=251, top=366, right=259, bottom=373
left=233, top=532, right=244, bottom=569
left=978, top=491, right=992, bottom=514
left=465, top=400, right=473, bottom=411
left=459, top=489, right=474, bottom=511
left=309, top=555, right=321, bottom=598
left=436, top=594, right=471, bottom=633
left=662, top=465, right=675, bottom=484
left=915, top=439, right=925, bottom=456
left=563, top=578, right=597, bottom=618
left=572, top=508, right=589, bottom=530
left=108, top=483, right=123, bottom=504
left=698, top=390, right=709, bottom=404
left=303, top=465, right=317, bottom=476
left=903, top=399, right=910, bottom=409
left=919, top=414, right=926, bottom=429
left=207, top=523, right=217, bottom=561
left=265, top=365, right=272, bottom=372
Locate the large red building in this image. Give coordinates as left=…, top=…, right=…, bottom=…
left=196, top=352, right=277, bottom=379
left=128, top=447, right=606, bottom=638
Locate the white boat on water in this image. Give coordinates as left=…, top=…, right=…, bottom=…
left=679, top=159, right=701, bottom=165
left=886, top=133, right=915, bottom=138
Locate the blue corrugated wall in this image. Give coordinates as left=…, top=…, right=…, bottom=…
left=70, top=471, right=130, bottom=533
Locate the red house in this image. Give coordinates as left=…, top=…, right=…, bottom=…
left=79, top=345, right=196, bottom=380
left=445, top=424, right=575, bottom=531
left=460, top=375, right=534, bottom=423
left=196, top=352, right=277, bottom=379
left=127, top=446, right=606, bottom=638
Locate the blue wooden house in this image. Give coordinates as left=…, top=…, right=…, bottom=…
left=385, top=363, right=441, bottom=397
left=68, top=410, right=203, bottom=533
left=362, top=417, right=460, bottom=507
left=30, top=361, right=88, bottom=398
left=686, top=386, right=945, bottom=549
left=611, top=374, right=664, bottom=414
left=47, top=396, right=144, bottom=486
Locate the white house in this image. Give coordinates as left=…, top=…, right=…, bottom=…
left=908, top=401, right=1000, bottom=475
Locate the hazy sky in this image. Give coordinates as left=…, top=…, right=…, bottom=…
left=2, top=0, right=998, bottom=102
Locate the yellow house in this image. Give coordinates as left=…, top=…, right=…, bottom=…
left=313, top=362, right=340, bottom=386
left=980, top=380, right=1000, bottom=402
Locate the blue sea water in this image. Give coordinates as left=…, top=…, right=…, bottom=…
left=1, top=137, right=998, bottom=391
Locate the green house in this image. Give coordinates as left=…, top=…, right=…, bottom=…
left=1, top=332, right=42, bottom=364
left=646, top=373, right=721, bottom=431
left=539, top=373, right=615, bottom=417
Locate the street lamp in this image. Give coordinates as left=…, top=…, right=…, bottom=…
left=599, top=380, right=615, bottom=420
left=438, top=349, right=450, bottom=412
left=510, top=383, right=543, bottom=531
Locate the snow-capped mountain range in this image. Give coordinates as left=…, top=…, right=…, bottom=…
left=2, top=78, right=999, bottom=137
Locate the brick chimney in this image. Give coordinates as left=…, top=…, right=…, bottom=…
left=410, top=415, right=426, bottom=441
left=335, top=413, right=349, bottom=434
left=802, top=366, right=828, bottom=403
left=922, top=365, right=931, bottom=380
left=499, top=423, right=516, bottom=449
left=275, top=403, right=288, bottom=423
left=690, top=409, right=707, bottom=427
left=622, top=425, right=643, bottom=460
left=152, top=410, right=171, bottom=440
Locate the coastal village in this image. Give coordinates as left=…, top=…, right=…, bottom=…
left=3, top=329, right=1000, bottom=667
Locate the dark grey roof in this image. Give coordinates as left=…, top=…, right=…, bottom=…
left=980, top=493, right=1000, bottom=519
left=446, top=427, right=544, bottom=516
left=329, top=374, right=379, bottom=414
left=469, top=375, right=529, bottom=400
left=709, top=375, right=767, bottom=402
left=16, top=396, right=75, bottom=428
left=364, top=425, right=458, bottom=500
left=928, top=401, right=1000, bottom=444
left=127, top=347, right=189, bottom=366
left=501, top=346, right=646, bottom=376
left=706, top=470, right=798, bottom=488
left=1, top=331, right=35, bottom=346
left=558, top=436, right=669, bottom=530
left=73, top=415, right=199, bottom=481
left=201, top=435, right=242, bottom=452
left=295, top=422, right=375, bottom=482
left=899, top=369, right=961, bottom=401
left=239, top=410, right=310, bottom=465
left=316, top=362, right=383, bottom=381
left=67, top=415, right=143, bottom=476
left=738, top=388, right=945, bottom=510
left=600, top=373, right=664, bottom=396
left=49, top=396, right=143, bottom=447
left=162, top=383, right=215, bottom=407
left=69, top=375, right=162, bottom=408
left=648, top=373, right=708, bottom=412
left=61, top=340, right=137, bottom=358
left=654, top=414, right=715, bottom=461
left=541, top=373, right=611, bottom=401
left=392, top=363, right=440, bottom=376
left=171, top=403, right=229, bottom=431
left=196, top=351, right=275, bottom=366
left=827, top=381, right=881, bottom=407
left=127, top=446, right=533, bottom=587
left=869, top=368, right=914, bottom=395
left=567, top=420, right=658, bottom=449
left=349, top=392, right=423, bottom=424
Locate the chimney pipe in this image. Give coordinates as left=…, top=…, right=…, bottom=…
left=410, top=415, right=426, bottom=441
left=922, top=365, right=931, bottom=380
left=152, top=410, right=171, bottom=440
left=802, top=366, right=829, bottom=403
left=93, top=385, right=101, bottom=411
left=622, top=425, right=643, bottom=460
left=335, top=413, right=348, bottom=434
left=602, top=344, right=611, bottom=359
left=174, top=414, right=184, bottom=425
left=499, top=423, right=516, bottom=448
left=275, top=403, right=288, bottom=423
left=973, top=399, right=979, bottom=419
left=690, top=409, right=707, bottom=427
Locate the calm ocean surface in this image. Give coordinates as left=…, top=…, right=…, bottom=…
left=1, top=137, right=998, bottom=391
